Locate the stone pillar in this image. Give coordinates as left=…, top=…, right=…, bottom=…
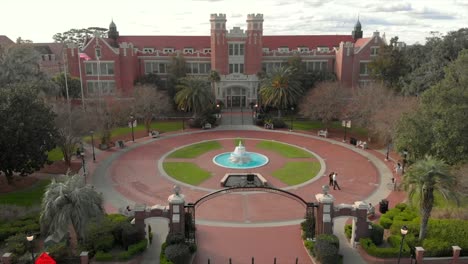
left=133, top=204, right=147, bottom=240
left=80, top=251, right=89, bottom=264
left=168, top=185, right=186, bottom=235
left=415, top=246, right=425, bottom=264
left=2, top=253, right=12, bottom=264
left=452, top=246, right=461, bottom=263
left=353, top=201, right=371, bottom=245
left=315, top=187, right=335, bottom=236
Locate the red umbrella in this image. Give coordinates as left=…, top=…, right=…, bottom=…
left=35, top=252, right=56, bottom=264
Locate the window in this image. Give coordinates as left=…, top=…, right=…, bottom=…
left=228, top=43, right=245, bottom=56
left=184, top=48, right=194, bottom=54
left=278, top=47, right=289, bottom=52
left=317, top=46, right=329, bottom=53
left=144, top=61, right=168, bottom=74
left=143, top=48, right=154, bottom=53
left=86, top=81, right=116, bottom=96
left=262, top=48, right=269, bottom=52
left=261, top=62, right=286, bottom=73
left=85, top=62, right=115, bottom=75
left=298, top=47, right=309, bottom=52
left=229, top=63, right=244, bottom=74
left=185, top=62, right=211, bottom=74
left=203, top=48, right=211, bottom=54
left=163, top=48, right=174, bottom=53
left=95, top=48, right=101, bottom=59
left=370, top=46, right=379, bottom=56
left=305, top=61, right=327, bottom=72
left=360, top=62, right=369, bottom=75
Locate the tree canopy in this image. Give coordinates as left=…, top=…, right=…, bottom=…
left=0, top=44, right=45, bottom=87
left=53, top=27, right=108, bottom=47
left=133, top=84, right=171, bottom=132
left=52, top=72, right=82, bottom=99
left=0, top=86, right=58, bottom=184
left=175, top=77, right=214, bottom=116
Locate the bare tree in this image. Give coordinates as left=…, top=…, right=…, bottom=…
left=132, top=85, right=171, bottom=133
left=299, top=82, right=351, bottom=128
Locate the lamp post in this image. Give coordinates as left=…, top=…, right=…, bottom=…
left=80, top=150, right=86, bottom=177
left=342, top=120, right=351, bottom=142
left=181, top=107, right=185, bottom=130
left=397, top=225, right=409, bottom=264
left=402, top=149, right=408, bottom=174
left=290, top=107, right=295, bottom=131
left=26, top=235, right=35, bottom=264
left=129, top=115, right=135, bottom=142
left=90, top=130, right=96, bottom=162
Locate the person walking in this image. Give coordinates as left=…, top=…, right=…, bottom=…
left=333, top=172, right=341, bottom=190
left=328, top=172, right=334, bottom=186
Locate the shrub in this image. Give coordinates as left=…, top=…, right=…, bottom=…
left=165, top=243, right=190, bottom=264
left=314, top=234, right=340, bottom=264
left=304, top=240, right=315, bottom=253
left=84, top=218, right=115, bottom=253
left=344, top=224, right=352, bottom=239
left=272, top=118, right=286, bottom=128
left=95, top=251, right=113, bottom=261
left=128, top=239, right=148, bottom=256
left=0, top=205, right=41, bottom=223
left=370, top=223, right=384, bottom=246
left=301, top=216, right=315, bottom=239
left=166, top=232, right=185, bottom=245
left=379, top=216, right=393, bottom=229
left=395, top=203, right=408, bottom=211
left=5, top=233, right=28, bottom=257
left=188, top=243, right=197, bottom=254
left=117, top=251, right=132, bottom=261
left=94, top=234, right=114, bottom=252
left=0, top=227, right=20, bottom=241
left=47, top=242, right=69, bottom=262
left=423, top=239, right=452, bottom=257
left=160, top=243, right=174, bottom=264
left=360, top=238, right=404, bottom=258
left=121, top=224, right=140, bottom=249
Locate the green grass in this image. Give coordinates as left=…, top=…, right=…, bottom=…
left=0, top=180, right=50, bottom=206
left=256, top=141, right=312, bottom=158
left=283, top=120, right=368, bottom=136
left=272, top=162, right=321, bottom=185
left=167, top=141, right=222, bottom=158
left=163, top=162, right=211, bottom=185
left=47, top=147, right=64, bottom=162
left=83, top=120, right=183, bottom=142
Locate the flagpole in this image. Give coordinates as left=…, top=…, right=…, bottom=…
left=78, top=55, right=86, bottom=111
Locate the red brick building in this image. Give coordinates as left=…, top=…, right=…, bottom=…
left=65, top=13, right=384, bottom=107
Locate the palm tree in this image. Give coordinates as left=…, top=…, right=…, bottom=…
left=259, top=66, right=304, bottom=117
left=402, top=156, right=458, bottom=241
left=209, top=70, right=220, bottom=95
left=40, top=174, right=104, bottom=245
left=175, top=77, right=215, bottom=116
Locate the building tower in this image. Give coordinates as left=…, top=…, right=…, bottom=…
left=352, top=18, right=363, bottom=40
left=108, top=19, right=119, bottom=47
left=210, top=14, right=228, bottom=74
left=244, top=14, right=264, bottom=75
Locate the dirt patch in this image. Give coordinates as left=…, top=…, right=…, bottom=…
left=0, top=176, right=39, bottom=194
left=39, top=161, right=81, bottom=174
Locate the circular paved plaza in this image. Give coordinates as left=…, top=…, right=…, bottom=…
left=91, top=129, right=392, bottom=263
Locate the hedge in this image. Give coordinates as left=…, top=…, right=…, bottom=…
left=160, top=242, right=174, bottom=264
left=118, top=239, right=148, bottom=260
left=314, top=234, right=340, bottom=264
left=370, top=223, right=384, bottom=246
left=360, top=238, right=410, bottom=258
left=165, top=243, right=190, bottom=264
left=95, top=251, right=113, bottom=261
left=344, top=224, right=352, bottom=240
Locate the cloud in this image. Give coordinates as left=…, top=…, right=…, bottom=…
left=369, top=2, right=413, bottom=12
left=455, top=0, right=468, bottom=5
left=410, top=8, right=456, bottom=20
left=230, top=13, right=243, bottom=18
left=192, top=0, right=223, bottom=1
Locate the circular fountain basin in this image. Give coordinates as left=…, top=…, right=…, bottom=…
left=213, top=152, right=269, bottom=169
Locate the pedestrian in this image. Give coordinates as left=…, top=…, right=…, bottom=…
left=328, top=172, right=334, bottom=186
left=333, top=172, right=341, bottom=190
left=395, top=162, right=402, bottom=174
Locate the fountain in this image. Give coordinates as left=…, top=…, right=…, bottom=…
left=213, top=140, right=269, bottom=169
left=229, top=141, right=251, bottom=164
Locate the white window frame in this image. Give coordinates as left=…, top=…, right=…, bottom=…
left=163, top=48, right=174, bottom=54
left=278, top=47, right=289, bottom=53
left=86, top=80, right=116, bottom=96
left=360, top=61, right=371, bottom=76
left=229, top=63, right=244, bottom=74
left=144, top=61, right=168, bottom=74
left=262, top=47, right=269, bottom=52
left=305, top=60, right=328, bottom=72
left=317, top=46, right=329, bottom=53
left=298, top=47, right=309, bottom=52
left=186, top=62, right=211, bottom=75
left=203, top=48, right=211, bottom=54
left=184, top=48, right=194, bottom=54
left=143, top=48, right=154, bottom=54
left=370, top=46, right=379, bottom=57
left=85, top=61, right=115, bottom=76
left=228, top=43, right=245, bottom=56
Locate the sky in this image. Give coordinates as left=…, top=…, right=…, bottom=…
left=2, top=0, right=467, bottom=45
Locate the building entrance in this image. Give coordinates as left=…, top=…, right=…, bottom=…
left=226, top=95, right=246, bottom=108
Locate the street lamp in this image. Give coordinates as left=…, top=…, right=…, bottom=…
left=290, top=106, right=295, bottom=131
left=26, top=234, right=35, bottom=263
left=397, top=225, right=408, bottom=264
left=181, top=107, right=185, bottom=130
left=402, top=149, right=408, bottom=174
left=130, top=115, right=135, bottom=142
left=90, top=130, right=96, bottom=162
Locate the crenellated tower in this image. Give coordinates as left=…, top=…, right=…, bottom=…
left=210, top=14, right=228, bottom=74
left=244, top=13, right=264, bottom=75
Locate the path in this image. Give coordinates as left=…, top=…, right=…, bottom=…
left=83, top=109, right=404, bottom=264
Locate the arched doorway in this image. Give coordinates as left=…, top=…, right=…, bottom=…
left=226, top=86, right=248, bottom=108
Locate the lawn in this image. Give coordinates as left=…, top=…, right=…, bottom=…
left=272, top=162, right=321, bottom=185
left=0, top=180, right=50, bottom=206
left=167, top=141, right=222, bottom=158
left=256, top=141, right=313, bottom=158
left=47, top=147, right=64, bottom=162
left=163, top=162, right=211, bottom=185
left=83, top=120, right=183, bottom=142
left=283, top=119, right=368, bottom=136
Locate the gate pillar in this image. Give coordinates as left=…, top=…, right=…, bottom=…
left=315, top=186, right=335, bottom=236
left=352, top=201, right=371, bottom=246
left=168, top=185, right=186, bottom=235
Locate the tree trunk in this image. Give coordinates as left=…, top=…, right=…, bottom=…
left=144, top=117, right=152, bottom=133
left=419, top=188, right=434, bottom=241
left=5, top=170, right=14, bottom=185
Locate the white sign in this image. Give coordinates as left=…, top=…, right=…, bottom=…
left=342, top=120, right=351, bottom=128
left=128, top=120, right=137, bottom=128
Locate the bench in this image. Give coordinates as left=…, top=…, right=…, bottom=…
left=264, top=123, right=274, bottom=130
left=317, top=130, right=328, bottom=137
left=202, top=123, right=212, bottom=129
left=117, top=140, right=125, bottom=149
left=357, top=141, right=368, bottom=149
left=149, top=131, right=159, bottom=138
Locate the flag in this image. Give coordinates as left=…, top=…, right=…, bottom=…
left=79, top=53, right=91, bottom=61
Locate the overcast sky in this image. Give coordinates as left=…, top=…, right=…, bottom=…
left=2, top=0, right=467, bottom=44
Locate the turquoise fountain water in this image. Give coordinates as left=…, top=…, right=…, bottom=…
left=213, top=142, right=269, bottom=169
